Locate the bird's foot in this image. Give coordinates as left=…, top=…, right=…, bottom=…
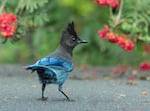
left=64, top=98, right=71, bottom=102
left=64, top=98, right=76, bottom=102
left=37, top=97, right=48, bottom=101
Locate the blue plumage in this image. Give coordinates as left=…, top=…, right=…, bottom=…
left=25, top=22, right=87, bottom=101
left=25, top=57, right=73, bottom=85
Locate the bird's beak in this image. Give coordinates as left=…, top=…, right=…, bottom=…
left=78, top=39, right=88, bottom=44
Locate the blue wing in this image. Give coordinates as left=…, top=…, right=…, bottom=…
left=24, top=57, right=73, bottom=84
left=24, top=57, right=73, bottom=72
left=25, top=57, right=73, bottom=84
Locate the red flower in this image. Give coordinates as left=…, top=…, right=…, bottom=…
left=124, top=41, right=134, bottom=52
left=140, top=62, right=150, bottom=70
left=98, top=26, right=134, bottom=52
left=0, top=12, right=17, bottom=38
left=117, top=36, right=134, bottom=52
left=106, top=32, right=118, bottom=43
left=117, top=36, right=126, bottom=48
left=110, top=0, right=119, bottom=8
left=98, top=25, right=110, bottom=39
left=94, top=0, right=119, bottom=8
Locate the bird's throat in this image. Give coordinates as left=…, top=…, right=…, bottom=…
left=58, top=45, right=73, bottom=57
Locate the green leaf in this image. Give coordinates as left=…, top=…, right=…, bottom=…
left=16, top=0, right=48, bottom=13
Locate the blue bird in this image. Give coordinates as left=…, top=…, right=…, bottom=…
left=24, top=22, right=88, bottom=101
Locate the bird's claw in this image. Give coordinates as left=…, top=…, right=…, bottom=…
left=64, top=98, right=71, bottom=102
left=38, top=97, right=48, bottom=101
left=64, top=98, right=75, bottom=102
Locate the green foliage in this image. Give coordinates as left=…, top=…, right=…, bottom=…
left=16, top=0, right=48, bottom=13
left=120, top=0, right=150, bottom=43
left=0, top=0, right=150, bottom=66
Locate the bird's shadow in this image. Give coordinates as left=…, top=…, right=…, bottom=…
left=52, top=98, right=75, bottom=102
left=36, top=98, right=75, bottom=102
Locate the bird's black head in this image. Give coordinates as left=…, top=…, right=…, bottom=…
left=60, top=22, right=88, bottom=51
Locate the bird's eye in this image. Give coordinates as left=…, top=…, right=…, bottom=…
left=72, top=37, right=76, bottom=41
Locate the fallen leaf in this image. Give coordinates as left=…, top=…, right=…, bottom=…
left=117, top=93, right=126, bottom=99
left=135, top=110, right=141, bottom=111
left=126, top=80, right=138, bottom=86
left=31, top=85, right=37, bottom=88
left=141, top=91, right=148, bottom=96
left=119, top=93, right=126, bottom=97
left=132, top=70, right=138, bottom=75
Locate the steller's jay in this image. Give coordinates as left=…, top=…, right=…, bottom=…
left=24, top=22, right=88, bottom=101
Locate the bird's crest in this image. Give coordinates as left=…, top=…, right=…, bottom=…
left=66, top=22, right=77, bottom=37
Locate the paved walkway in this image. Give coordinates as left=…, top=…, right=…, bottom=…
left=0, top=71, right=150, bottom=111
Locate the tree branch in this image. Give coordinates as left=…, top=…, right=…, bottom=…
left=0, top=0, right=7, bottom=14
left=114, top=0, right=124, bottom=27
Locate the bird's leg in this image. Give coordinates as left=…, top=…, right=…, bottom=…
left=58, top=85, right=70, bottom=101
left=41, top=83, right=48, bottom=101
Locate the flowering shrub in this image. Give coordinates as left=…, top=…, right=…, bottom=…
left=0, top=13, right=17, bottom=39
left=95, top=0, right=135, bottom=52
left=0, top=0, right=49, bottom=44
left=98, top=26, right=134, bottom=52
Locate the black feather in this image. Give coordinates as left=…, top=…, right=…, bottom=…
left=67, top=22, right=77, bottom=37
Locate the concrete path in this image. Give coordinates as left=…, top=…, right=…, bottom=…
left=0, top=72, right=150, bottom=111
